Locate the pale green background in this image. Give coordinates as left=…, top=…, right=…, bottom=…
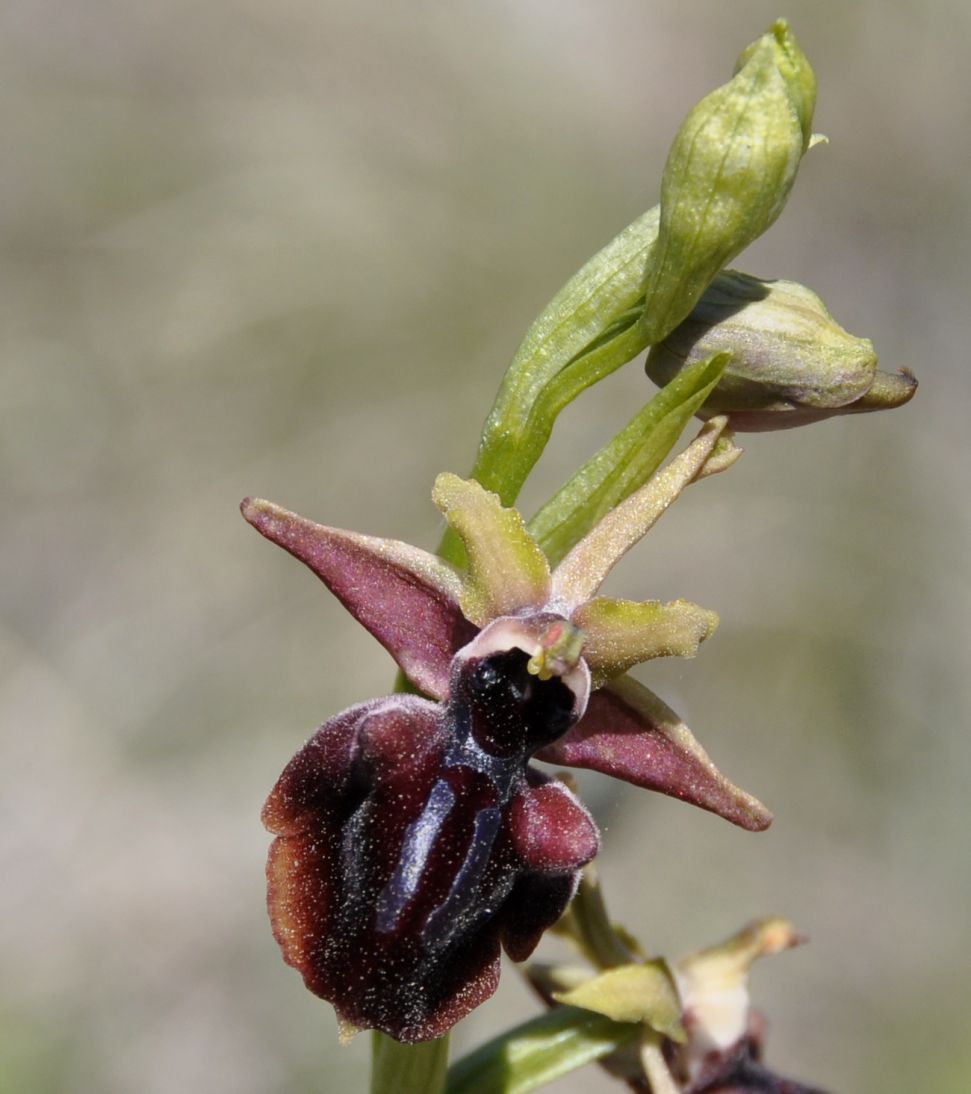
left=2, top=2, right=968, bottom=1092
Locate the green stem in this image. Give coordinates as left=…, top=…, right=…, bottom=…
left=370, top=1031, right=449, bottom=1094
left=565, top=868, right=636, bottom=971
left=640, top=1030, right=681, bottom=1094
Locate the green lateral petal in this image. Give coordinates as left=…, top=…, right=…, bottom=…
left=553, top=961, right=686, bottom=1042
left=572, top=597, right=718, bottom=687
left=432, top=473, right=551, bottom=626
left=551, top=418, right=726, bottom=609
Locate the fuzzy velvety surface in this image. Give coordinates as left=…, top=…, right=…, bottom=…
left=263, top=651, right=598, bottom=1042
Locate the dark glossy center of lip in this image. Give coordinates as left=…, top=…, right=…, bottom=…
left=461, top=647, right=578, bottom=758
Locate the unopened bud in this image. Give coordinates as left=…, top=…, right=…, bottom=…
left=640, top=20, right=817, bottom=344
left=646, top=271, right=917, bottom=430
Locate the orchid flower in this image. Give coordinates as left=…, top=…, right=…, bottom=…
left=242, top=417, right=770, bottom=1044
left=674, top=919, right=824, bottom=1094
left=525, top=905, right=822, bottom=1094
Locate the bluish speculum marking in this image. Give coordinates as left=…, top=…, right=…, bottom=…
left=377, top=778, right=456, bottom=934
left=371, top=646, right=579, bottom=949
left=422, top=804, right=504, bottom=949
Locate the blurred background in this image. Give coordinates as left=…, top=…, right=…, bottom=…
left=2, top=1, right=968, bottom=1091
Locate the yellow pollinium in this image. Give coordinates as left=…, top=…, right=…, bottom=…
left=527, top=619, right=585, bottom=681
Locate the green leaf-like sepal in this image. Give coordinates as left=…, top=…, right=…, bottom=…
left=432, top=472, right=550, bottom=626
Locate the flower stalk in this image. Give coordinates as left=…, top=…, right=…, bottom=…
left=243, top=17, right=916, bottom=1094
left=370, top=1032, right=449, bottom=1094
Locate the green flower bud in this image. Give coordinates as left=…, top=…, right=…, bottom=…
left=646, top=270, right=918, bottom=431
left=735, top=21, right=815, bottom=150
left=640, top=20, right=816, bottom=345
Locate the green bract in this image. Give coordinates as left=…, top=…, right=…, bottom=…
left=445, top=1007, right=639, bottom=1094
left=553, top=962, right=685, bottom=1042
left=527, top=353, right=736, bottom=567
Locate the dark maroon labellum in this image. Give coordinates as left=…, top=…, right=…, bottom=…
left=262, top=642, right=599, bottom=1043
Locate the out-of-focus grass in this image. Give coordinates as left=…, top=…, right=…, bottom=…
left=2, top=3, right=968, bottom=1092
